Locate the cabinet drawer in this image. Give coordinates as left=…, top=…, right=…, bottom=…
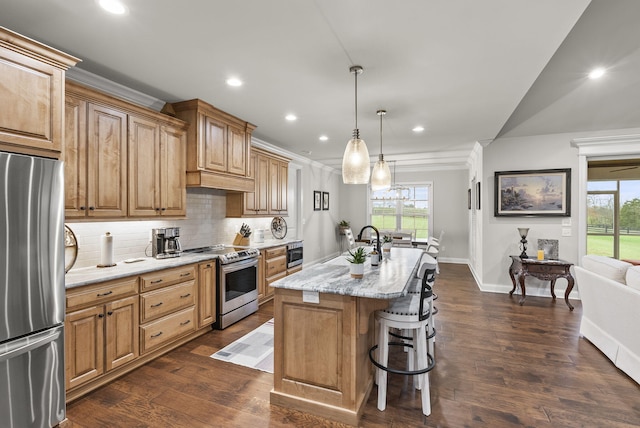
left=140, top=306, right=195, bottom=354
left=264, top=246, right=287, bottom=258
left=266, top=270, right=287, bottom=286
left=527, top=264, right=564, bottom=275
left=140, top=265, right=196, bottom=292
left=265, top=255, right=287, bottom=276
left=287, top=265, right=303, bottom=275
left=140, top=280, right=195, bottom=323
left=67, top=277, right=138, bottom=311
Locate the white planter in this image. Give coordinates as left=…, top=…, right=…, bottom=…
left=349, top=263, right=364, bottom=279
left=382, top=243, right=392, bottom=258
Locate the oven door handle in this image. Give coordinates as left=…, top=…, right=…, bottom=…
left=220, top=257, right=258, bottom=272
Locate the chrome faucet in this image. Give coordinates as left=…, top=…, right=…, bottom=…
left=357, top=225, right=381, bottom=256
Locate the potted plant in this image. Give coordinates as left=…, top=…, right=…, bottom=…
left=382, top=234, right=393, bottom=256
left=346, top=247, right=367, bottom=278
left=338, top=220, right=350, bottom=235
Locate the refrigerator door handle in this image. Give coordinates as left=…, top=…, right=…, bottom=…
left=0, top=327, right=62, bottom=363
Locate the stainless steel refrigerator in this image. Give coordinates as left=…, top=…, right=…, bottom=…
left=0, top=151, right=66, bottom=428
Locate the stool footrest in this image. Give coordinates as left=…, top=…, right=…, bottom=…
left=369, top=343, right=435, bottom=376
left=388, top=328, right=437, bottom=341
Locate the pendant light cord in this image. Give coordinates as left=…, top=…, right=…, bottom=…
left=354, top=70, right=358, bottom=130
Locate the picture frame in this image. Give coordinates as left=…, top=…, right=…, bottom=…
left=494, top=168, right=571, bottom=217
left=322, top=192, right=330, bottom=210
left=313, top=191, right=321, bottom=211
left=468, top=188, right=472, bottom=210
left=476, top=182, right=481, bottom=210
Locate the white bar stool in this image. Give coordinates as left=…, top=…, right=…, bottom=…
left=368, top=267, right=436, bottom=416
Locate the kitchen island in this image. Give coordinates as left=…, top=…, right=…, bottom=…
left=269, top=247, right=424, bottom=426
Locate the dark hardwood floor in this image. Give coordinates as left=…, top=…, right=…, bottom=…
left=62, top=263, right=640, bottom=427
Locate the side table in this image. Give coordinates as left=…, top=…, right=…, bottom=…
left=508, top=255, right=575, bottom=310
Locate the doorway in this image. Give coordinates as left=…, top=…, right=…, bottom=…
left=587, top=159, right=640, bottom=260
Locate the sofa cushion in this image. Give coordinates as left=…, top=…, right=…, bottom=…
left=626, top=265, right=640, bottom=291
left=582, top=255, right=632, bottom=284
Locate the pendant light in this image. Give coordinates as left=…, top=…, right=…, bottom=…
left=370, top=109, right=391, bottom=191
left=342, top=65, right=371, bottom=184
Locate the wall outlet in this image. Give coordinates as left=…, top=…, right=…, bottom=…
left=562, top=227, right=571, bottom=237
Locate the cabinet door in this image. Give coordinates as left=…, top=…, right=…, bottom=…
left=227, top=124, right=247, bottom=176
left=0, top=44, right=64, bottom=155
left=128, top=115, right=160, bottom=217
left=256, top=154, right=270, bottom=214
left=105, top=295, right=139, bottom=371
left=63, top=94, right=87, bottom=218
left=198, top=261, right=216, bottom=328
left=203, top=115, right=227, bottom=172
left=65, top=306, right=105, bottom=390
left=278, top=160, right=288, bottom=214
left=87, top=103, right=128, bottom=217
left=160, top=125, right=186, bottom=216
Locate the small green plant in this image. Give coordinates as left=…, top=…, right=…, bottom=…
left=346, top=247, right=367, bottom=264
left=339, top=220, right=350, bottom=227
left=382, top=234, right=393, bottom=244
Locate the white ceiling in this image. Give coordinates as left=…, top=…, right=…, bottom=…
left=2, top=0, right=639, bottom=170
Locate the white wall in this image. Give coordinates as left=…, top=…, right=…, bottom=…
left=481, top=126, right=640, bottom=297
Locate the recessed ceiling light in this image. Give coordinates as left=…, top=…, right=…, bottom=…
left=301, top=150, right=312, bottom=155
left=285, top=114, right=297, bottom=121
left=319, top=135, right=329, bottom=142
left=588, top=67, right=605, bottom=79
left=412, top=126, right=425, bottom=132
left=226, top=77, right=242, bottom=87
left=98, top=0, right=127, bottom=15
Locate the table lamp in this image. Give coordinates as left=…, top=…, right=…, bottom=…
left=518, top=227, right=529, bottom=259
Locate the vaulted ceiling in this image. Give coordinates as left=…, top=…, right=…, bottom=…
left=2, top=0, right=639, bottom=169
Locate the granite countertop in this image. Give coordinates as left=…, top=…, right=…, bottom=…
left=65, top=239, right=304, bottom=289
left=65, top=253, right=219, bottom=289
left=270, top=247, right=423, bottom=299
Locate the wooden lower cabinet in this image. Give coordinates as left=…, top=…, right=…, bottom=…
left=260, top=245, right=287, bottom=304
left=198, top=261, right=216, bottom=328
left=64, top=261, right=216, bottom=402
left=258, top=243, right=303, bottom=304
left=65, top=292, right=138, bottom=391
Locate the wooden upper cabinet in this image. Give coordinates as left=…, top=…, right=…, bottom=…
left=227, top=124, right=247, bottom=176
left=226, top=147, right=289, bottom=218
left=63, top=94, right=87, bottom=217
left=128, top=115, right=160, bottom=217
left=203, top=115, right=227, bottom=172
left=87, top=103, right=128, bottom=217
left=0, top=27, right=79, bottom=158
left=159, top=125, right=187, bottom=216
left=64, top=81, right=187, bottom=220
left=128, top=116, right=186, bottom=217
left=170, top=99, right=256, bottom=192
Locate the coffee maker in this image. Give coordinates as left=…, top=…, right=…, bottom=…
left=152, top=227, right=182, bottom=259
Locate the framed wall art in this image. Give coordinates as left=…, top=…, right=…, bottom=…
left=494, top=168, right=571, bottom=217
left=468, top=188, right=472, bottom=210
left=476, top=182, right=481, bottom=210
left=313, top=191, right=321, bottom=211
left=322, top=192, right=330, bottom=210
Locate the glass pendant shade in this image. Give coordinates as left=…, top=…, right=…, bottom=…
left=370, top=109, right=391, bottom=191
left=371, top=156, right=391, bottom=191
left=342, top=65, right=371, bottom=184
left=342, top=136, right=371, bottom=184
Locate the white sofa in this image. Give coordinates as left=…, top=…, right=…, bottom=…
left=574, top=255, right=640, bottom=384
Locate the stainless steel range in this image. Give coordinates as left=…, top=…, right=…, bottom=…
left=183, top=245, right=260, bottom=329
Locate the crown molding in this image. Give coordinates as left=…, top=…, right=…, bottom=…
left=571, top=134, right=640, bottom=157
left=251, top=137, right=338, bottom=174
left=66, top=67, right=167, bottom=111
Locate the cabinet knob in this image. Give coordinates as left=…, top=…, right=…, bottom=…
left=107, top=311, right=113, bottom=316
left=151, top=332, right=163, bottom=338
left=98, top=313, right=104, bottom=318
left=180, top=320, right=191, bottom=326
left=161, top=207, right=166, bottom=211
left=80, top=206, right=86, bottom=211
left=97, top=291, right=113, bottom=297
left=180, top=293, right=191, bottom=298
left=150, top=302, right=163, bottom=308
left=155, top=208, right=160, bottom=211
left=89, top=206, right=95, bottom=211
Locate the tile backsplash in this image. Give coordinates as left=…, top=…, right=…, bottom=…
left=67, top=188, right=286, bottom=269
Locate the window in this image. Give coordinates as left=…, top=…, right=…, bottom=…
left=369, top=184, right=432, bottom=240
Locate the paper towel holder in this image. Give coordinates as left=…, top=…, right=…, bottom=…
left=97, top=231, right=117, bottom=268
